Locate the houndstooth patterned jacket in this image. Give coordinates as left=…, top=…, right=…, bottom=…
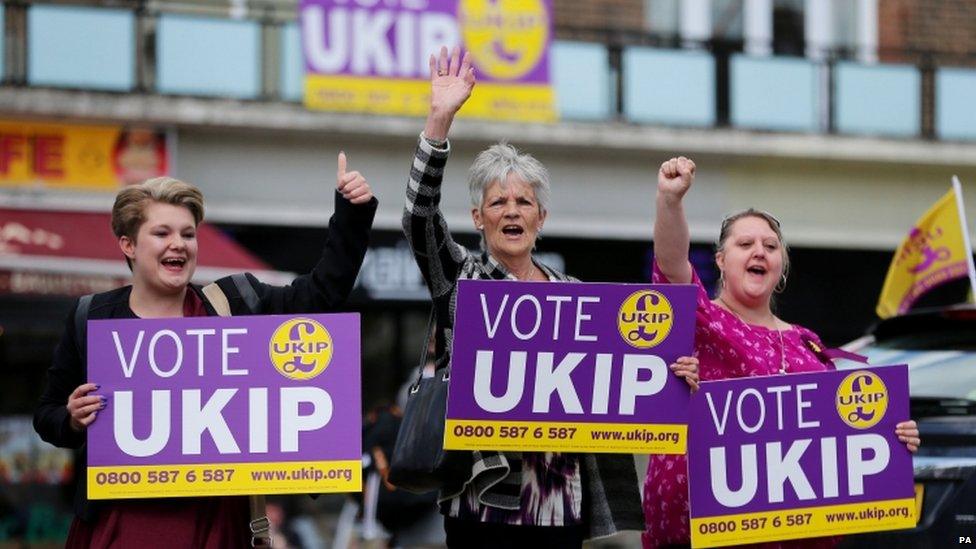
left=402, top=134, right=644, bottom=537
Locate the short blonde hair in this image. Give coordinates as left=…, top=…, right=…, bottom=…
left=111, top=177, right=205, bottom=241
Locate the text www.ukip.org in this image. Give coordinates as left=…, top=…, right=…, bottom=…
left=590, top=428, right=681, bottom=444
left=824, top=505, right=912, bottom=523
left=250, top=466, right=353, bottom=483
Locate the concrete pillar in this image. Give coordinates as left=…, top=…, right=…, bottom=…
left=804, top=0, right=832, bottom=61
left=680, top=0, right=712, bottom=49
left=856, top=0, right=878, bottom=64
left=744, top=0, right=773, bottom=56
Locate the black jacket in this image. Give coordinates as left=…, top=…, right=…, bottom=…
left=33, top=191, right=376, bottom=521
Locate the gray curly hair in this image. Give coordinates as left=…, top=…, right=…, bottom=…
left=467, top=142, right=551, bottom=214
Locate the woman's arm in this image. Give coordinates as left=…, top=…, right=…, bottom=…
left=34, top=303, right=96, bottom=449
left=249, top=153, right=378, bottom=314
left=654, top=157, right=696, bottom=284
left=402, top=46, right=476, bottom=299
left=423, top=46, right=475, bottom=141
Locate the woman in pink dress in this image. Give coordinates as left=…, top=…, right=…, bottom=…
left=642, top=156, right=922, bottom=548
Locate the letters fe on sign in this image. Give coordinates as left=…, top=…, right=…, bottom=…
left=445, top=279, right=695, bottom=453
left=299, top=0, right=557, bottom=122
left=689, top=366, right=916, bottom=547
left=86, top=314, right=362, bottom=499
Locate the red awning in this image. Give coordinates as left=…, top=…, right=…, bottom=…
left=0, top=208, right=294, bottom=296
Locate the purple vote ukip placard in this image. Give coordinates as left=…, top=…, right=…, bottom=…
left=86, top=313, right=361, bottom=499
left=689, top=366, right=916, bottom=547
left=444, top=279, right=696, bottom=453
left=300, top=0, right=558, bottom=121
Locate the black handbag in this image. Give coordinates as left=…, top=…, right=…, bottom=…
left=388, top=310, right=463, bottom=493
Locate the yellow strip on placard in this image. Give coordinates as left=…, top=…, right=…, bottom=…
left=690, top=498, right=917, bottom=548
left=88, top=460, right=361, bottom=499
left=443, top=419, right=686, bottom=453
left=304, top=75, right=557, bottom=122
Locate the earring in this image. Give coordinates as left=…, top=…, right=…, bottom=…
left=774, top=273, right=788, bottom=293
left=477, top=225, right=484, bottom=230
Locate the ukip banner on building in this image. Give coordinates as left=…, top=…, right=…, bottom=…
left=299, top=0, right=556, bottom=122
left=0, top=120, right=169, bottom=191
left=444, top=280, right=696, bottom=454
left=86, top=314, right=361, bottom=499
left=689, top=366, right=916, bottom=548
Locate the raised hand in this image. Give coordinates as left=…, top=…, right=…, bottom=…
left=657, top=156, right=696, bottom=201
left=425, top=45, right=476, bottom=141
left=67, top=382, right=104, bottom=432
left=337, top=151, right=373, bottom=205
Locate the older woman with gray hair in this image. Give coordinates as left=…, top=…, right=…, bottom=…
left=402, top=46, right=699, bottom=548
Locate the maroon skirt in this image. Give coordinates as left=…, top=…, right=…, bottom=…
left=66, top=496, right=250, bottom=548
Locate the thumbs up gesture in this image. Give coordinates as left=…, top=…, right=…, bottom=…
left=336, top=151, right=374, bottom=204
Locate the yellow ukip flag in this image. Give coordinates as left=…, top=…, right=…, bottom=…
left=876, top=177, right=976, bottom=318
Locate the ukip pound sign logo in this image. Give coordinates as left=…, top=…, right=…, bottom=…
left=836, top=371, right=888, bottom=429
left=459, top=0, right=549, bottom=80
left=269, top=318, right=333, bottom=380
left=617, top=290, right=673, bottom=349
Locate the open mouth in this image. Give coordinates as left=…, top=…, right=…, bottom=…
left=747, top=265, right=767, bottom=276
left=161, top=257, right=187, bottom=270
left=502, top=225, right=524, bottom=237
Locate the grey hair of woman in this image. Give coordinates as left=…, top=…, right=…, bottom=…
left=716, top=208, right=791, bottom=293
left=468, top=142, right=552, bottom=215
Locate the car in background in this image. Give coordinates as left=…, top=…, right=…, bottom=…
left=836, top=305, right=976, bottom=549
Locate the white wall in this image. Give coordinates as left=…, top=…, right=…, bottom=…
left=175, top=127, right=976, bottom=251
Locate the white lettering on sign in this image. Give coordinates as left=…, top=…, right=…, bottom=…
left=478, top=293, right=602, bottom=343
left=532, top=352, right=585, bottom=413
left=708, top=434, right=891, bottom=507
left=281, top=387, right=334, bottom=453
left=112, top=387, right=334, bottom=457
left=303, top=5, right=458, bottom=77
left=574, top=296, right=599, bottom=342
left=111, top=328, right=250, bottom=379
left=114, top=390, right=170, bottom=457
left=186, top=329, right=216, bottom=376
left=472, top=351, right=667, bottom=415
left=704, top=381, right=890, bottom=508
left=182, top=389, right=239, bottom=455
left=705, top=383, right=822, bottom=436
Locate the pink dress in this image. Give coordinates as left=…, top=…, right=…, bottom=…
left=642, top=263, right=837, bottom=549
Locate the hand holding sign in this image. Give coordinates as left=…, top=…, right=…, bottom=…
left=425, top=46, right=476, bottom=141
left=337, top=151, right=373, bottom=205
left=658, top=156, right=696, bottom=201
left=670, top=356, right=700, bottom=393
left=896, top=420, right=920, bottom=452
left=68, top=382, right=105, bottom=432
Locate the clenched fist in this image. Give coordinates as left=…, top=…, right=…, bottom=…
left=658, top=156, right=696, bottom=201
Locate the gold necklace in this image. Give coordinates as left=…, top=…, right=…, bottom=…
left=716, top=296, right=788, bottom=374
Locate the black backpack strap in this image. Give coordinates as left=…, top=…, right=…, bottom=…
left=231, top=273, right=260, bottom=314
left=74, top=294, right=94, bottom=358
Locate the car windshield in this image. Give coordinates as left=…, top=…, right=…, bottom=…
left=854, top=326, right=976, bottom=401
